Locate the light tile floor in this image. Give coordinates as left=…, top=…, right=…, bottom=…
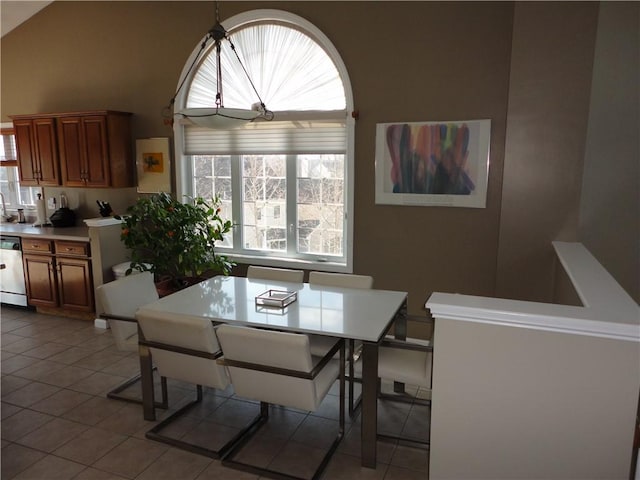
left=1, top=305, right=430, bottom=479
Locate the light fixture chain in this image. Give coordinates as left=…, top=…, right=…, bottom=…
left=215, top=41, right=223, bottom=108
left=163, top=36, right=211, bottom=117
left=167, top=0, right=274, bottom=127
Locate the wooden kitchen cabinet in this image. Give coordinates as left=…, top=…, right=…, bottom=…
left=54, top=240, right=93, bottom=311
left=10, top=110, right=134, bottom=188
left=22, top=238, right=94, bottom=312
left=57, top=112, right=133, bottom=188
left=11, top=117, right=61, bottom=186
left=22, top=238, right=57, bottom=307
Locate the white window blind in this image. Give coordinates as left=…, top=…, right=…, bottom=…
left=186, top=23, right=346, bottom=112
left=183, top=111, right=347, bottom=155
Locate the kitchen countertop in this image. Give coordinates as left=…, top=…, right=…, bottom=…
left=0, top=222, right=90, bottom=241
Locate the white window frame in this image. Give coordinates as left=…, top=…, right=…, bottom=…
left=174, top=10, right=355, bottom=273
left=0, top=122, right=42, bottom=214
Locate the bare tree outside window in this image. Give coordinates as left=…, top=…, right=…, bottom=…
left=193, top=155, right=233, bottom=247
left=242, top=155, right=286, bottom=251
left=193, top=153, right=344, bottom=256
left=297, top=154, right=344, bottom=256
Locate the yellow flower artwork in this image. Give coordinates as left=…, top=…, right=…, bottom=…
left=143, top=152, right=164, bottom=173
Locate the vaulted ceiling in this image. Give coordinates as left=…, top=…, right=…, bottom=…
left=1, top=1, right=53, bottom=37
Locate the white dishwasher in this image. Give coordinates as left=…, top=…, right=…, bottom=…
left=0, top=235, right=28, bottom=307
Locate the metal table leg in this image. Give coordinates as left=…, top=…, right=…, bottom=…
left=361, top=341, right=378, bottom=468
left=393, top=301, right=407, bottom=394
left=139, top=342, right=156, bottom=421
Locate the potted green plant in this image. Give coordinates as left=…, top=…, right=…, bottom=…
left=117, top=192, right=234, bottom=292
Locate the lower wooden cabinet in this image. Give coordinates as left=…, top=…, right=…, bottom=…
left=56, top=256, right=93, bottom=311
left=22, top=238, right=94, bottom=312
left=22, top=253, right=58, bottom=307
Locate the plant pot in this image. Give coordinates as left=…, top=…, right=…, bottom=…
left=155, top=276, right=207, bottom=298
left=155, top=277, right=176, bottom=298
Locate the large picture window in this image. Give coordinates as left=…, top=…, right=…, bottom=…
left=174, top=10, right=354, bottom=271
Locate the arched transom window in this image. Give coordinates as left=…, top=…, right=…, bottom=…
left=174, top=10, right=354, bottom=271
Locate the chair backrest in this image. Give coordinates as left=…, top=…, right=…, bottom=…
left=216, top=324, right=339, bottom=412
left=247, top=265, right=304, bottom=283
left=136, top=309, right=229, bottom=390
left=95, top=271, right=159, bottom=352
left=309, top=271, right=373, bottom=289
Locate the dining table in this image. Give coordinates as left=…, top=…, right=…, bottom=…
left=135, top=274, right=408, bottom=468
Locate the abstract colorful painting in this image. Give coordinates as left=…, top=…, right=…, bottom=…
left=375, top=119, right=490, bottom=207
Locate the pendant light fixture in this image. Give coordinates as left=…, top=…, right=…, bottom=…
left=164, top=2, right=273, bottom=129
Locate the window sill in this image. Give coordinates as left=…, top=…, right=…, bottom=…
left=225, top=252, right=351, bottom=274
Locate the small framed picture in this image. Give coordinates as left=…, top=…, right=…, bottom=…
left=136, top=137, right=171, bottom=193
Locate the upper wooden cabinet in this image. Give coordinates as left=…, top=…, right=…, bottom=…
left=10, top=110, right=134, bottom=188
left=12, top=117, right=61, bottom=186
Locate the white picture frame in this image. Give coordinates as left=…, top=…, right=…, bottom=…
left=375, top=119, right=491, bottom=208
left=136, top=137, right=171, bottom=193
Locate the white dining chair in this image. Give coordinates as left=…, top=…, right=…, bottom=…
left=95, top=271, right=167, bottom=408
left=135, top=309, right=255, bottom=458
left=216, top=324, right=345, bottom=479
left=247, top=265, right=304, bottom=283
left=379, top=338, right=432, bottom=392
left=307, top=271, right=374, bottom=417
left=308, top=271, right=373, bottom=289
left=376, top=315, right=433, bottom=448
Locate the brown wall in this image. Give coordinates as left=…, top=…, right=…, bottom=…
left=496, top=2, right=599, bottom=302
left=579, top=1, right=640, bottom=304
left=3, top=2, right=632, bottom=312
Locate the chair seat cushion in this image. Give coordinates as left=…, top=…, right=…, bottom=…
left=217, top=325, right=340, bottom=412
left=136, top=311, right=230, bottom=390
left=228, top=356, right=339, bottom=411
left=385, top=334, right=431, bottom=346
left=378, top=346, right=431, bottom=388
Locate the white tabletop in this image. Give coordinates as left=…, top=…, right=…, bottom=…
left=137, top=275, right=408, bottom=342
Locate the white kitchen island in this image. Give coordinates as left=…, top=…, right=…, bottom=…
left=427, top=242, right=639, bottom=479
